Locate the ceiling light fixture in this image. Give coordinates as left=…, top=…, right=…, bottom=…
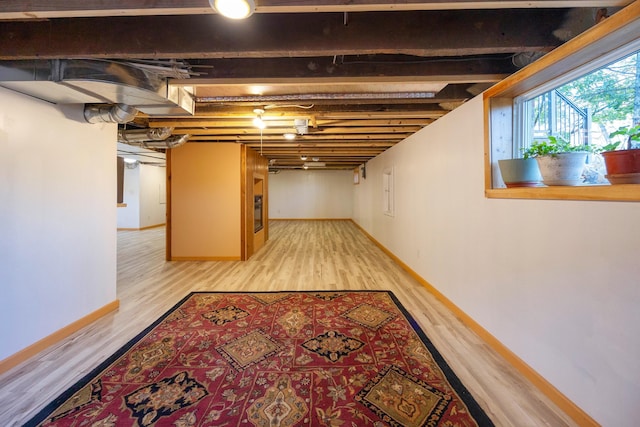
left=283, top=133, right=296, bottom=140
left=300, top=155, right=308, bottom=161
left=253, top=108, right=266, bottom=129
left=123, top=158, right=139, bottom=169
left=253, top=117, right=266, bottom=129
left=209, top=0, right=255, bottom=19
left=251, top=108, right=266, bottom=154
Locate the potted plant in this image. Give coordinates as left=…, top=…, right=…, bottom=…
left=523, top=136, right=591, bottom=186
left=497, top=157, right=542, bottom=188
left=600, top=124, right=640, bottom=184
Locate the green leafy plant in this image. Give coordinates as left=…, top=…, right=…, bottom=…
left=522, top=136, right=592, bottom=158
left=606, top=124, right=640, bottom=151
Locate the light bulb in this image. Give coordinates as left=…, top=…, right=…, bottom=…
left=211, top=0, right=255, bottom=19
left=253, top=117, right=266, bottom=129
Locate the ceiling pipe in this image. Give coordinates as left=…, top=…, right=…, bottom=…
left=118, top=127, right=190, bottom=149
left=150, top=134, right=190, bottom=149
left=84, top=103, right=138, bottom=124
left=118, top=127, right=174, bottom=143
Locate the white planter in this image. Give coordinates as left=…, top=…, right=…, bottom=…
left=535, top=152, right=588, bottom=186
left=498, top=158, right=542, bottom=187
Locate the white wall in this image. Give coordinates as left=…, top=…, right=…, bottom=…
left=117, top=163, right=166, bottom=229
left=269, top=169, right=354, bottom=219
left=117, top=166, right=140, bottom=228
left=140, top=164, right=166, bottom=228
left=0, top=87, right=118, bottom=361
left=353, top=95, right=640, bottom=427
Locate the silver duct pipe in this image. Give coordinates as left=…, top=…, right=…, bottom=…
left=144, top=134, right=190, bottom=149
left=118, top=127, right=173, bottom=143
left=84, top=103, right=138, bottom=124
left=118, top=129, right=189, bottom=150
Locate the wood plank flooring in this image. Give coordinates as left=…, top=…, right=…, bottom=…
left=0, top=220, right=578, bottom=426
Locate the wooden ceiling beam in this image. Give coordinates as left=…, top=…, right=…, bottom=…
left=275, top=157, right=382, bottom=160
left=170, top=126, right=422, bottom=135
left=254, top=155, right=381, bottom=160
left=182, top=57, right=516, bottom=81
left=0, top=1, right=623, bottom=20
left=0, top=10, right=569, bottom=60
left=190, top=107, right=447, bottom=118
left=271, top=164, right=374, bottom=168
left=273, top=157, right=374, bottom=161
left=272, top=167, right=364, bottom=170
left=274, top=156, right=375, bottom=160
left=274, top=156, right=383, bottom=160
left=197, top=97, right=457, bottom=106
left=246, top=142, right=396, bottom=150
left=230, top=143, right=387, bottom=147
left=262, top=152, right=382, bottom=155
left=0, top=3, right=592, bottom=170
left=257, top=144, right=388, bottom=147
left=315, top=111, right=443, bottom=119
left=272, top=163, right=372, bottom=167
left=187, top=133, right=408, bottom=141
left=242, top=142, right=393, bottom=146
left=149, top=118, right=432, bottom=128
left=250, top=152, right=388, bottom=156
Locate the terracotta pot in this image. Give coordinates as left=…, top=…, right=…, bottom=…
left=601, top=149, right=640, bottom=184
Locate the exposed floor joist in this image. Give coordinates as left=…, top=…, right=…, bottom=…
left=0, top=10, right=567, bottom=60
left=0, top=2, right=620, bottom=169
left=0, top=0, right=628, bottom=20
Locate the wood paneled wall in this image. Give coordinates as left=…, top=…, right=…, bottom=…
left=166, top=144, right=268, bottom=261
left=242, top=146, right=269, bottom=260
left=167, top=143, right=242, bottom=260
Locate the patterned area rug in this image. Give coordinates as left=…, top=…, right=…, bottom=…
left=26, top=291, right=494, bottom=426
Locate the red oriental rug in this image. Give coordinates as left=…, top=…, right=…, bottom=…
left=26, top=291, right=494, bottom=426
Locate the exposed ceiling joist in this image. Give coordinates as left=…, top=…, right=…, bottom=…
left=187, top=133, right=411, bottom=141
left=148, top=118, right=431, bottom=127
left=188, top=105, right=463, bottom=117
left=179, top=56, right=517, bottom=80
left=1, top=1, right=624, bottom=170
left=0, top=0, right=628, bottom=20
left=170, top=126, right=423, bottom=135
left=0, top=10, right=568, bottom=60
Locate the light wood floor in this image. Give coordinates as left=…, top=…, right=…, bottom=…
left=0, top=220, right=578, bottom=426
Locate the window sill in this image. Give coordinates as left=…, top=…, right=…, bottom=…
left=486, top=184, right=640, bottom=202
left=483, top=3, right=640, bottom=203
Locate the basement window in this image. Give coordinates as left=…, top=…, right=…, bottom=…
left=484, top=5, right=640, bottom=202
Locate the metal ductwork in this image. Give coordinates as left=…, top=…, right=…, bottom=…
left=158, top=134, right=190, bottom=149
left=0, top=59, right=194, bottom=116
left=118, top=127, right=189, bottom=149
left=84, top=103, right=138, bottom=124
left=118, top=127, right=174, bottom=143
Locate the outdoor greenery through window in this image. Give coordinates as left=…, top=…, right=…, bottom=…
left=515, top=48, right=640, bottom=185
